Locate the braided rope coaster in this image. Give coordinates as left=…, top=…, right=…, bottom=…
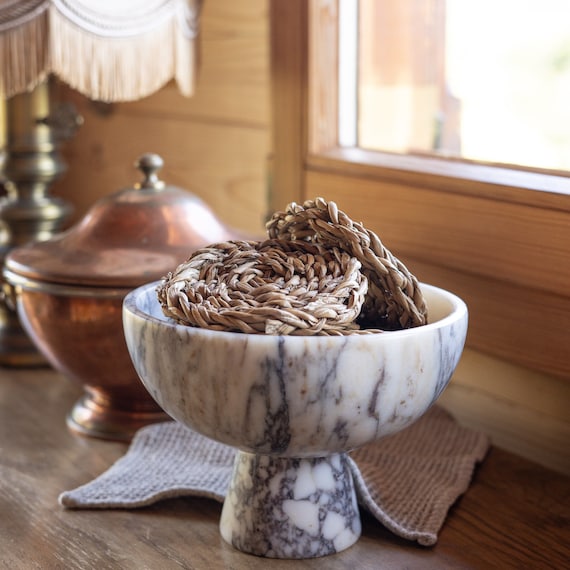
left=158, top=239, right=368, bottom=335
left=158, top=198, right=427, bottom=335
left=267, top=198, right=427, bottom=330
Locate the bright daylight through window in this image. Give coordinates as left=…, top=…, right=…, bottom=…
left=339, top=0, right=570, bottom=173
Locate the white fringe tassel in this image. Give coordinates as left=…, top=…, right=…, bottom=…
left=0, top=7, right=50, bottom=98
left=0, top=4, right=199, bottom=101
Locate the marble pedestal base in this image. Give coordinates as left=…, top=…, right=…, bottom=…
left=220, top=451, right=361, bottom=558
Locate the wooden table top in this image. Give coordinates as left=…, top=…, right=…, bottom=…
left=1, top=366, right=568, bottom=569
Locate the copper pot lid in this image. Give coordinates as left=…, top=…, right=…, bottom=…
left=5, top=154, right=235, bottom=288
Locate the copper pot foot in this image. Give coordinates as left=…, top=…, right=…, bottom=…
left=67, top=393, right=171, bottom=442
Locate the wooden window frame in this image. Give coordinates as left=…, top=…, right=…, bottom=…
left=270, top=0, right=570, bottom=379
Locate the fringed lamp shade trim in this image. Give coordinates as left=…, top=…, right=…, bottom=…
left=0, top=0, right=203, bottom=101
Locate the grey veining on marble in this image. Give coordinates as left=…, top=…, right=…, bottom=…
left=122, top=281, right=468, bottom=558
left=123, top=282, right=468, bottom=457
left=220, top=451, right=360, bottom=558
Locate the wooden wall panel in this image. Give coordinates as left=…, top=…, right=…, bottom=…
left=53, top=0, right=270, bottom=235
left=268, top=0, right=307, bottom=211
left=128, top=0, right=269, bottom=127
left=55, top=104, right=269, bottom=233
left=440, top=348, right=570, bottom=474
left=410, top=259, right=569, bottom=378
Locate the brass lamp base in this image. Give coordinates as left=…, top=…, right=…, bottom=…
left=67, top=391, right=171, bottom=442
left=0, top=78, right=80, bottom=366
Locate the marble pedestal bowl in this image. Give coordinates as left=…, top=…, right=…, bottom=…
left=123, top=281, right=468, bottom=559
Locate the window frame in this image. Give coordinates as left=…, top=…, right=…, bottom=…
left=269, top=0, right=570, bottom=379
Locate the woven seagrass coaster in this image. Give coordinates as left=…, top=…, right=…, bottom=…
left=158, top=198, right=428, bottom=336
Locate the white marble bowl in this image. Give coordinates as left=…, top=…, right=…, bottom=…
left=123, top=281, right=468, bottom=558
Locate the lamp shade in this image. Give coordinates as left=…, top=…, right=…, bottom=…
left=0, top=0, right=203, bottom=101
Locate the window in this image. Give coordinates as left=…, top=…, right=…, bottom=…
left=349, top=0, right=570, bottom=173
left=270, top=0, right=570, bottom=380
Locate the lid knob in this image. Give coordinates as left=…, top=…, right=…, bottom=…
left=135, top=153, right=165, bottom=190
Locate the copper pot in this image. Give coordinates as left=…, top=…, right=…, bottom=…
left=4, top=153, right=237, bottom=441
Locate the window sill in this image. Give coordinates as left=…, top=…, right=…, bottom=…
left=308, top=147, right=570, bottom=211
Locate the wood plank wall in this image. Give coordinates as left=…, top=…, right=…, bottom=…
left=53, top=0, right=270, bottom=237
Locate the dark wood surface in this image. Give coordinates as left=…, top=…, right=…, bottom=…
left=1, top=367, right=568, bottom=569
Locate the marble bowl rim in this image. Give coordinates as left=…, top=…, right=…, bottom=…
left=123, top=280, right=467, bottom=343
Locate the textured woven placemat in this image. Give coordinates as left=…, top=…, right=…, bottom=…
left=59, top=406, right=489, bottom=546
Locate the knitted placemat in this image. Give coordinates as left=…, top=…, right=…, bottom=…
left=59, top=406, right=489, bottom=546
